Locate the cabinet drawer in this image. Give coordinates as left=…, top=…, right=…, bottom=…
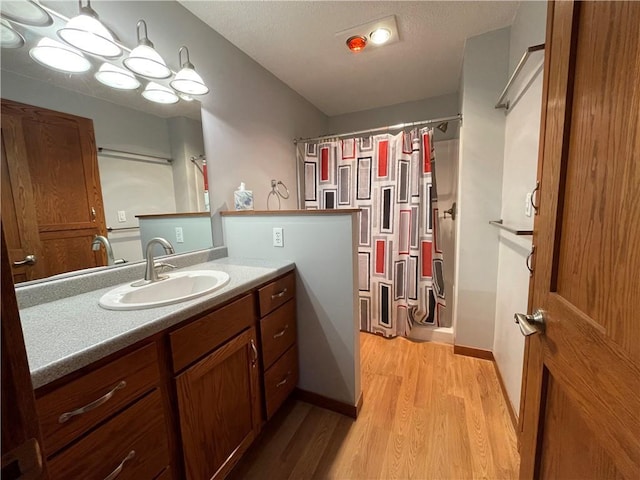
left=47, top=389, right=169, bottom=480
left=37, top=342, right=159, bottom=456
left=258, top=272, right=295, bottom=317
left=264, top=345, right=298, bottom=419
left=260, top=300, right=296, bottom=369
left=170, top=294, right=257, bottom=373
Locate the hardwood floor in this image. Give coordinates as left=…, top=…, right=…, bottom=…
left=230, top=332, right=520, bottom=479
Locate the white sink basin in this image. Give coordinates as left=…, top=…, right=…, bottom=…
left=99, top=270, right=230, bottom=310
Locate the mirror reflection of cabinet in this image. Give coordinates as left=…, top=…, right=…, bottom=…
left=1, top=99, right=107, bottom=283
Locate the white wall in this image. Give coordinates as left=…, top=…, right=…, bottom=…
left=327, top=93, right=460, bottom=142
left=493, top=0, right=546, bottom=415
left=223, top=213, right=361, bottom=407
left=455, top=28, right=510, bottom=350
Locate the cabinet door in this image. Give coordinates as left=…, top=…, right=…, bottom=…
left=175, top=327, right=260, bottom=480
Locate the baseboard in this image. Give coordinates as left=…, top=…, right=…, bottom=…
left=453, top=344, right=494, bottom=360
left=491, top=360, right=518, bottom=431
left=295, top=388, right=363, bottom=419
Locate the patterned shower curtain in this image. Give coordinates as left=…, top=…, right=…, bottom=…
left=303, top=128, right=447, bottom=337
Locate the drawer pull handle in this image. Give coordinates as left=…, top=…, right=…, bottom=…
left=58, top=380, right=127, bottom=423
left=273, top=325, right=289, bottom=339
left=271, top=288, right=288, bottom=300
left=103, top=450, right=135, bottom=480
left=250, top=339, right=258, bottom=367
left=276, top=372, right=291, bottom=388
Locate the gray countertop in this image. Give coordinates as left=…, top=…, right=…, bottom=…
left=19, top=257, right=295, bottom=389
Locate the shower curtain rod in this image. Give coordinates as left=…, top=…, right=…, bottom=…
left=293, top=113, right=462, bottom=144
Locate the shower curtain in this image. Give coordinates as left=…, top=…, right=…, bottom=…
left=303, top=128, right=447, bottom=337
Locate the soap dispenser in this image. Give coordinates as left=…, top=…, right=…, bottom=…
left=234, top=182, right=254, bottom=210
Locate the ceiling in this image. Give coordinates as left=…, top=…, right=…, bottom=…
left=179, top=1, right=519, bottom=116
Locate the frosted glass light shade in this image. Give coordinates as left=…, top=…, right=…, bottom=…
left=369, top=28, right=391, bottom=45
left=1, top=21, right=25, bottom=48
left=142, top=82, right=178, bottom=104
left=123, top=45, right=171, bottom=79
left=95, top=63, right=140, bottom=90
left=1, top=0, right=53, bottom=27
left=29, top=37, right=91, bottom=73
left=170, top=66, right=209, bottom=95
left=58, top=13, right=122, bottom=57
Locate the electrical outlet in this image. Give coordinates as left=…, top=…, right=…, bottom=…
left=273, top=227, right=284, bottom=247
left=175, top=226, right=184, bottom=243
left=525, top=193, right=533, bottom=217
left=117, top=210, right=127, bottom=222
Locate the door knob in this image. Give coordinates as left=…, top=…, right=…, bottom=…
left=514, top=309, right=545, bottom=336
left=13, top=254, right=37, bottom=267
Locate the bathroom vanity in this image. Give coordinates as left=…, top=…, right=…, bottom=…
left=17, top=254, right=297, bottom=480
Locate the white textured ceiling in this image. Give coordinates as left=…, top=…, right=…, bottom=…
left=179, top=1, right=519, bottom=116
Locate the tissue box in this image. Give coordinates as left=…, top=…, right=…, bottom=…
left=234, top=190, right=254, bottom=210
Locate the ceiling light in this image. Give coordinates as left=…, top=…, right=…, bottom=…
left=142, top=82, right=178, bottom=104
left=170, top=46, right=209, bottom=95
left=370, top=28, right=391, bottom=45
left=1, top=0, right=52, bottom=27
left=29, top=37, right=91, bottom=73
left=346, top=35, right=367, bottom=53
left=178, top=93, right=194, bottom=102
left=1, top=20, right=25, bottom=48
left=95, top=63, right=140, bottom=90
left=123, top=20, right=171, bottom=79
left=58, top=0, right=122, bottom=58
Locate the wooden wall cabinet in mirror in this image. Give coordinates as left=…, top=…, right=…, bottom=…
left=1, top=99, right=107, bottom=283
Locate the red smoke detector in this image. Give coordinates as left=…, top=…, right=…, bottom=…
left=346, top=35, right=367, bottom=52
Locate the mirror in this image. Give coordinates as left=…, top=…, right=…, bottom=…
left=1, top=3, right=211, bottom=285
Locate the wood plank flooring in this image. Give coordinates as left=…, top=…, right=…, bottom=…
left=230, top=333, right=520, bottom=479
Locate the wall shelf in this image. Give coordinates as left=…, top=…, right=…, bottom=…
left=489, top=220, right=533, bottom=236
left=495, top=43, right=545, bottom=110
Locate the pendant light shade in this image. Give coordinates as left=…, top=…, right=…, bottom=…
left=1, top=20, right=25, bottom=49
left=1, top=0, right=53, bottom=27
left=29, top=37, right=91, bottom=73
left=170, top=46, right=209, bottom=95
left=123, top=20, right=171, bottom=79
left=58, top=1, right=121, bottom=58
left=142, top=82, right=178, bottom=104
left=95, top=63, right=140, bottom=90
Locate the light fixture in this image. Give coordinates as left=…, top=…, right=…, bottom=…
left=1, top=20, right=25, bottom=49
left=170, top=46, right=209, bottom=95
left=178, top=93, right=194, bottom=102
left=123, top=20, right=171, bottom=79
left=58, top=0, right=122, bottom=58
left=29, top=37, right=91, bottom=73
left=369, top=27, right=391, bottom=45
left=142, top=82, right=178, bottom=104
left=346, top=35, right=367, bottom=53
left=1, top=0, right=52, bottom=27
left=95, top=63, right=140, bottom=90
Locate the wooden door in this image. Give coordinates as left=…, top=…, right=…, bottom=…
left=1, top=227, right=47, bottom=479
left=1, top=99, right=107, bottom=281
left=1, top=134, right=45, bottom=282
left=519, top=1, right=640, bottom=479
left=175, top=327, right=261, bottom=480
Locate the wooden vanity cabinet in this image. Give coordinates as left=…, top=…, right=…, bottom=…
left=35, top=342, right=170, bottom=480
left=170, top=294, right=261, bottom=480
left=257, top=271, right=298, bottom=420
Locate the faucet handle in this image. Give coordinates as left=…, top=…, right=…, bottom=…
left=154, top=262, right=176, bottom=273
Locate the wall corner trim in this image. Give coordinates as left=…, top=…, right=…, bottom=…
left=295, top=388, right=363, bottom=419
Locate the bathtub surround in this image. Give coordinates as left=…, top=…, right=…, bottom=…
left=303, top=128, right=447, bottom=336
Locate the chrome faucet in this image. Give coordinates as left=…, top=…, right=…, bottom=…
left=132, top=237, right=176, bottom=286
left=92, top=235, right=116, bottom=266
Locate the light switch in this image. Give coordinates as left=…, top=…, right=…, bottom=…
left=525, top=193, right=533, bottom=217
left=175, top=227, right=184, bottom=243
left=117, top=210, right=127, bottom=222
